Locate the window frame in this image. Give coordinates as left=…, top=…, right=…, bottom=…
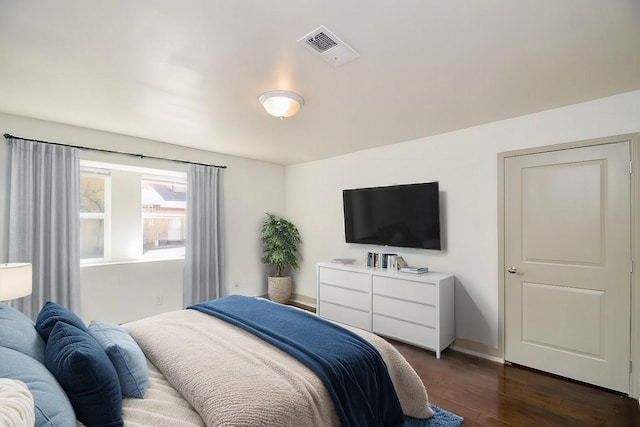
left=79, top=160, right=187, bottom=264
left=79, top=167, right=111, bottom=263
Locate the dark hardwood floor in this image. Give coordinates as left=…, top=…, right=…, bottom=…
left=391, top=341, right=640, bottom=427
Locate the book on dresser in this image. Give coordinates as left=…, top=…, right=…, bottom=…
left=399, top=266, right=429, bottom=274
left=315, top=261, right=455, bottom=358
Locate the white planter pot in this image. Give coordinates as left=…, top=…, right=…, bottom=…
left=267, top=276, right=292, bottom=304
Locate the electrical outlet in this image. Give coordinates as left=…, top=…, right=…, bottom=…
left=233, top=281, right=239, bottom=289
left=156, top=295, right=163, bottom=306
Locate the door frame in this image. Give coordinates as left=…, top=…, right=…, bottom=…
left=497, top=133, right=640, bottom=398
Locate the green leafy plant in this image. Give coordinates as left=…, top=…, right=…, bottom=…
left=260, top=213, right=301, bottom=277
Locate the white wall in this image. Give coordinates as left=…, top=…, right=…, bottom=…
left=0, top=112, right=285, bottom=323
left=80, top=259, right=184, bottom=323
left=285, top=90, right=640, bottom=352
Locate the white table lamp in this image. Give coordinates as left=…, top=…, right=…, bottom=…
left=0, top=263, right=33, bottom=302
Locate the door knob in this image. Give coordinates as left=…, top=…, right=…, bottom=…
left=507, top=266, right=518, bottom=274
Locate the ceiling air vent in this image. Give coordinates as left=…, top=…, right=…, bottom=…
left=305, top=31, right=337, bottom=53
left=297, top=26, right=360, bottom=67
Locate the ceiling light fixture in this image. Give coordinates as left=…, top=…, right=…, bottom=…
left=258, top=91, right=304, bottom=119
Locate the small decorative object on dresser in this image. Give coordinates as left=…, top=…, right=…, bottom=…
left=260, top=213, right=301, bottom=304
left=399, top=266, right=429, bottom=274
left=331, top=258, right=356, bottom=265
left=395, top=256, right=408, bottom=268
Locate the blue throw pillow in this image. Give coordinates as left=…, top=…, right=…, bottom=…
left=45, top=322, right=123, bottom=427
left=35, top=301, right=87, bottom=343
left=0, top=302, right=46, bottom=363
left=0, top=346, right=76, bottom=427
left=88, top=321, right=149, bottom=398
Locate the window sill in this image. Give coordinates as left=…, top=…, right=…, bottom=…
left=81, top=257, right=184, bottom=268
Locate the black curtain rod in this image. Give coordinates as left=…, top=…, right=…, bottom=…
left=3, top=133, right=227, bottom=169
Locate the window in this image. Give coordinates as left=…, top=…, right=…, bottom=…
left=80, top=169, right=110, bottom=261
left=80, top=161, right=186, bottom=263
left=142, top=177, right=187, bottom=258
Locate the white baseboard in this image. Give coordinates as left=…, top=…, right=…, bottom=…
left=258, top=293, right=317, bottom=310
left=451, top=338, right=504, bottom=363
left=290, top=293, right=316, bottom=308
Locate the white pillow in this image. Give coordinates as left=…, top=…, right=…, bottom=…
left=0, top=378, right=35, bottom=427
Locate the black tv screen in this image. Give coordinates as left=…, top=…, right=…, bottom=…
left=343, top=182, right=441, bottom=250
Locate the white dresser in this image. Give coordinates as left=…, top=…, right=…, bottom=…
left=316, top=262, right=455, bottom=358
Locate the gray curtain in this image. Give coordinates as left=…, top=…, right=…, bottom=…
left=4, top=138, right=80, bottom=319
left=183, top=164, right=225, bottom=306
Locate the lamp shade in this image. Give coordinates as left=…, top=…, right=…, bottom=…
left=0, top=263, right=32, bottom=301
left=258, top=91, right=304, bottom=118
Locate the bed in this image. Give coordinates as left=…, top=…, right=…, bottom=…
left=0, top=296, right=433, bottom=427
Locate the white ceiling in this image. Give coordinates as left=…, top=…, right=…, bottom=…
left=0, top=1, right=639, bottom=165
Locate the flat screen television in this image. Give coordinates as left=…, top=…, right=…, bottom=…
left=343, top=182, right=441, bottom=250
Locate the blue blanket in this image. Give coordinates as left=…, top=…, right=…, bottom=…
left=189, top=295, right=404, bottom=427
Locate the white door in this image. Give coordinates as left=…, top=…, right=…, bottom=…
left=504, top=141, right=631, bottom=393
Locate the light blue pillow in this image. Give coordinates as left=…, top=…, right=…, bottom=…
left=35, top=301, right=87, bottom=343
left=88, top=321, right=149, bottom=398
left=0, top=346, right=76, bottom=427
left=45, top=322, right=123, bottom=427
left=0, top=302, right=46, bottom=363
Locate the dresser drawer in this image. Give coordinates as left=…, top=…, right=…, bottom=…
left=319, top=283, right=369, bottom=312
left=319, top=301, right=370, bottom=330
left=373, top=314, right=436, bottom=350
left=372, top=276, right=436, bottom=305
left=319, top=267, right=370, bottom=292
left=373, top=295, right=435, bottom=327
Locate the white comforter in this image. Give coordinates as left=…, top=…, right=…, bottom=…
left=124, top=308, right=432, bottom=426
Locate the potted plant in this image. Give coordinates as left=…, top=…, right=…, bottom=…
left=260, top=213, right=301, bottom=303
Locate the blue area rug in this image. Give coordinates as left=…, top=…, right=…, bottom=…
left=405, top=404, right=464, bottom=427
